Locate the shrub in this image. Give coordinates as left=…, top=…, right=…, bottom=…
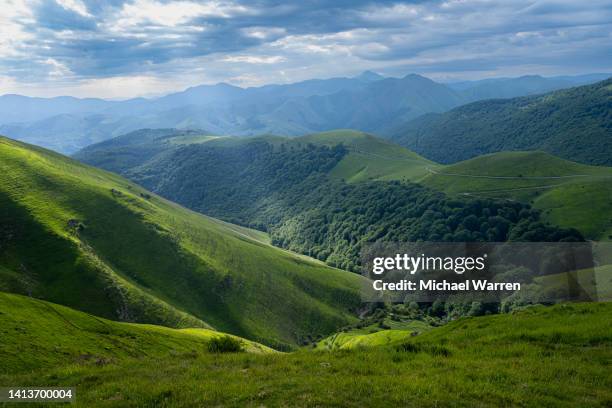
left=207, top=335, right=243, bottom=353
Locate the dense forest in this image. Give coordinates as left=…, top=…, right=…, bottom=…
left=129, top=140, right=583, bottom=271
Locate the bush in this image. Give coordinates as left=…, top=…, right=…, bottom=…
left=396, top=342, right=451, bottom=357
left=207, top=335, right=243, bottom=353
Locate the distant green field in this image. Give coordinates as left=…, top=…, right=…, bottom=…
left=167, top=134, right=220, bottom=145
left=421, top=151, right=612, bottom=240
left=0, top=136, right=364, bottom=348
left=316, top=319, right=432, bottom=350
left=299, top=130, right=437, bottom=182
left=1, top=301, right=609, bottom=406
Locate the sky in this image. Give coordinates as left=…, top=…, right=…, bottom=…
left=1, top=0, right=611, bottom=98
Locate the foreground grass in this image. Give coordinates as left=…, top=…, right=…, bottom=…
left=0, top=293, right=272, bottom=374
left=1, top=301, right=610, bottom=407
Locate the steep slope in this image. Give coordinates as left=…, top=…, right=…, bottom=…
left=421, top=151, right=612, bottom=240
left=0, top=292, right=272, bottom=373
left=0, top=136, right=363, bottom=348
left=391, top=78, right=612, bottom=166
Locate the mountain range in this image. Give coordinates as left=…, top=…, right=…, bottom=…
left=1, top=72, right=608, bottom=154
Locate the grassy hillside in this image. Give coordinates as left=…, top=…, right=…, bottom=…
left=76, top=129, right=435, bottom=183
left=298, top=130, right=436, bottom=182
left=391, top=78, right=612, bottom=166
left=1, top=302, right=609, bottom=406
left=0, top=292, right=272, bottom=373
left=421, top=151, right=612, bottom=240
left=0, top=136, right=364, bottom=348
left=73, top=128, right=215, bottom=174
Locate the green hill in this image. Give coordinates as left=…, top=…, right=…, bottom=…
left=73, top=128, right=219, bottom=175
left=298, top=130, right=436, bottom=182
left=421, top=151, right=612, bottom=240
left=1, top=301, right=610, bottom=406
left=0, top=136, right=364, bottom=348
left=0, top=292, right=272, bottom=373
left=391, top=78, right=612, bottom=166
left=75, top=129, right=435, bottom=183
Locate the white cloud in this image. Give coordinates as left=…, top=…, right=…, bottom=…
left=0, top=0, right=35, bottom=58
left=55, top=0, right=92, bottom=18
left=223, top=55, right=286, bottom=64
left=360, top=3, right=421, bottom=22
left=43, top=58, right=73, bottom=77
left=111, top=0, right=251, bottom=30
left=241, top=27, right=286, bottom=40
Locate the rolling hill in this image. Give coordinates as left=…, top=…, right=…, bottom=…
left=75, top=129, right=437, bottom=183
left=0, top=292, right=272, bottom=373
left=0, top=135, right=364, bottom=349
left=1, top=301, right=610, bottom=406
left=391, top=78, right=612, bottom=166
left=421, top=151, right=612, bottom=240
left=298, top=130, right=437, bottom=182
left=76, top=129, right=584, bottom=272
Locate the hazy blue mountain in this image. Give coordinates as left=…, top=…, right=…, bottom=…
left=0, top=94, right=114, bottom=123
left=448, top=73, right=611, bottom=101
left=1, top=72, right=607, bottom=153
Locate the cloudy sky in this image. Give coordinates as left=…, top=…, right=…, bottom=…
left=1, top=0, right=611, bottom=98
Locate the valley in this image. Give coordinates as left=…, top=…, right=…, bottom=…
left=1, top=2, right=610, bottom=406
left=75, top=128, right=604, bottom=276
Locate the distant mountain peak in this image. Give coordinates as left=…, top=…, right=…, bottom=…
left=402, top=73, right=429, bottom=80
left=355, top=70, right=383, bottom=81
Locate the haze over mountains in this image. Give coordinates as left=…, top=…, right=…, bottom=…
left=1, top=72, right=608, bottom=154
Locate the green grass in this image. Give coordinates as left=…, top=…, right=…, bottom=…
left=298, top=130, right=437, bottom=182
left=316, top=319, right=433, bottom=350
left=0, top=136, right=364, bottom=348
left=0, top=292, right=272, bottom=373
left=166, top=135, right=220, bottom=145
left=421, top=151, right=612, bottom=240
left=1, top=301, right=610, bottom=406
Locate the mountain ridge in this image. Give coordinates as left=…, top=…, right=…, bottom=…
left=2, top=72, right=608, bottom=154
left=390, top=78, right=612, bottom=166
